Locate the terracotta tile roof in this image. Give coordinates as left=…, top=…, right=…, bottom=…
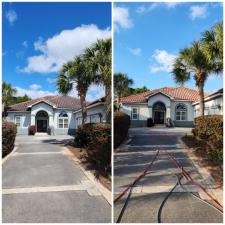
left=87, top=96, right=105, bottom=107
left=120, top=86, right=209, bottom=103
left=8, top=95, right=83, bottom=111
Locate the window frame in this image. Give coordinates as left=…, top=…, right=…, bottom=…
left=175, top=104, right=187, bottom=121
left=131, top=107, right=139, bottom=120
left=15, top=116, right=22, bottom=128
left=58, top=111, right=69, bottom=129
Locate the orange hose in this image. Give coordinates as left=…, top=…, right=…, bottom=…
left=114, top=149, right=159, bottom=203
left=163, top=149, right=223, bottom=212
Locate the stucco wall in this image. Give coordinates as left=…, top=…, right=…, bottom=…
left=74, top=104, right=106, bottom=129
left=193, top=96, right=223, bottom=117
left=120, top=95, right=195, bottom=127
left=6, top=112, right=31, bottom=135
left=171, top=101, right=194, bottom=121
left=31, top=102, right=54, bottom=126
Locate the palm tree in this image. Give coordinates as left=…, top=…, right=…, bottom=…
left=114, top=73, right=134, bottom=104
left=172, top=41, right=213, bottom=117
left=2, top=82, right=17, bottom=106
left=57, top=56, right=93, bottom=124
left=87, top=38, right=111, bottom=123
left=201, top=21, right=223, bottom=74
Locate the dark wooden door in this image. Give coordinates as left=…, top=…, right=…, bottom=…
left=37, top=120, right=47, bottom=132
left=154, top=111, right=164, bottom=124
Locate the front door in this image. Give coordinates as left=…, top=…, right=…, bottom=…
left=154, top=111, right=165, bottom=124
left=37, top=120, right=47, bottom=132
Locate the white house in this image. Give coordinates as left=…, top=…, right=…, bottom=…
left=193, top=88, right=223, bottom=117
left=74, top=97, right=106, bottom=128
left=6, top=95, right=106, bottom=135
left=119, top=87, right=223, bottom=127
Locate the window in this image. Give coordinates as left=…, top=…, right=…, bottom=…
left=58, top=111, right=68, bottom=128
left=175, top=104, right=187, bottom=121
left=15, top=116, right=21, bottom=127
left=132, top=108, right=138, bottom=120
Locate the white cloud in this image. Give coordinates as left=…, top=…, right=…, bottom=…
left=67, top=84, right=105, bottom=102
left=136, top=3, right=159, bottom=14
left=114, top=7, right=133, bottom=32
left=86, top=84, right=105, bottom=102
left=22, top=41, right=28, bottom=48
left=16, top=51, right=24, bottom=59
left=136, top=2, right=180, bottom=14
left=15, top=83, right=104, bottom=102
left=46, top=78, right=56, bottom=84
left=128, top=47, right=142, bottom=56
left=21, top=24, right=111, bottom=73
left=5, top=10, right=17, bottom=25
left=189, top=5, right=208, bottom=20
left=15, top=84, right=58, bottom=99
left=164, top=2, right=180, bottom=9
left=149, top=49, right=176, bottom=73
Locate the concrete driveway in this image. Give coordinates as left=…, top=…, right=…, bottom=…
left=114, top=127, right=223, bottom=223
left=3, top=135, right=111, bottom=223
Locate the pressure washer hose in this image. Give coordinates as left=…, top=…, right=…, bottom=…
left=157, top=174, right=223, bottom=223
left=115, top=149, right=223, bottom=223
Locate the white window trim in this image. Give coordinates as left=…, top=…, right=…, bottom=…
left=132, top=107, right=139, bottom=120
left=175, top=104, right=187, bottom=121
left=58, top=113, right=69, bottom=129
left=15, top=116, right=22, bottom=128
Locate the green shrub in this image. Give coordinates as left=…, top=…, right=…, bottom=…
left=193, top=115, right=223, bottom=166
left=2, top=121, right=17, bottom=158
left=74, top=123, right=93, bottom=147
left=74, top=123, right=111, bottom=172
left=194, top=115, right=223, bottom=139
left=114, top=112, right=130, bottom=148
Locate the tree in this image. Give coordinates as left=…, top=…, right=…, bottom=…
left=88, top=39, right=112, bottom=123
left=11, top=95, right=31, bottom=104
left=201, top=21, right=223, bottom=74
left=128, top=86, right=149, bottom=95
left=114, top=73, right=134, bottom=103
left=172, top=42, right=217, bottom=117
left=57, top=56, right=93, bottom=124
left=2, top=82, right=17, bottom=106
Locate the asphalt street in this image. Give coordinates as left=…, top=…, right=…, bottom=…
left=114, top=127, right=223, bottom=223
left=3, top=135, right=111, bottom=223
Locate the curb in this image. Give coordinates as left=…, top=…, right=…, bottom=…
left=2, top=146, right=18, bottom=164
left=63, top=147, right=112, bottom=205
left=179, top=137, right=223, bottom=205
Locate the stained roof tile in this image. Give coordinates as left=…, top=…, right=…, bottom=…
left=120, top=86, right=209, bottom=103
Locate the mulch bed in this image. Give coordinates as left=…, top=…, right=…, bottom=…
left=65, top=143, right=111, bottom=191
left=182, top=135, right=223, bottom=187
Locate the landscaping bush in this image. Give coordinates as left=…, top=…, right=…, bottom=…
left=74, top=123, right=93, bottom=148
left=74, top=123, right=111, bottom=172
left=114, top=112, right=130, bottom=148
left=193, top=115, right=223, bottom=166
left=194, top=115, right=223, bottom=139
left=28, top=125, right=36, bottom=135
left=85, top=123, right=111, bottom=172
left=147, top=118, right=154, bottom=127
left=2, top=121, right=17, bottom=158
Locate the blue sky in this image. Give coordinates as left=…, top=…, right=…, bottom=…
left=3, top=2, right=111, bottom=100
left=114, top=2, right=223, bottom=93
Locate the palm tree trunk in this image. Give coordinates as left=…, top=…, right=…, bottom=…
left=198, top=81, right=205, bottom=117
left=80, top=94, right=87, bottom=125
left=105, top=85, right=111, bottom=123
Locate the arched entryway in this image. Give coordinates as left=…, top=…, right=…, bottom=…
left=36, top=110, right=49, bottom=132
left=153, top=102, right=166, bottom=124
